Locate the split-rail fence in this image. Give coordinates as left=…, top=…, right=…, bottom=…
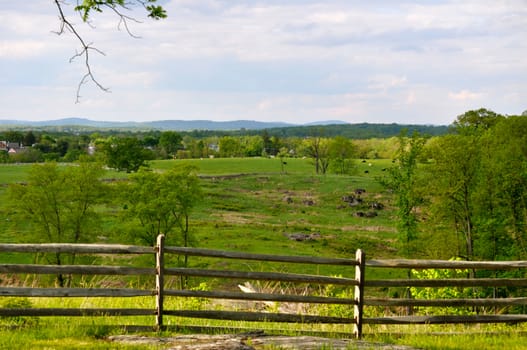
left=0, top=234, right=526, bottom=338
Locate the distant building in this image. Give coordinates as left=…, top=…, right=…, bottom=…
left=0, top=141, right=22, bottom=153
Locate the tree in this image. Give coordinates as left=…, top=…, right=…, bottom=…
left=100, top=136, right=150, bottom=172
left=261, top=130, right=272, bottom=156
left=122, top=165, right=202, bottom=276
left=301, top=131, right=330, bottom=174
left=328, top=136, right=356, bottom=175
left=242, top=136, right=263, bottom=157
left=123, top=165, right=201, bottom=245
left=473, top=116, right=527, bottom=260
left=219, top=136, right=242, bottom=158
left=53, top=0, right=166, bottom=101
left=8, top=161, right=108, bottom=287
left=4, top=131, right=24, bottom=144
left=425, top=110, right=503, bottom=261
left=425, top=112, right=527, bottom=262
left=0, top=150, right=9, bottom=164
left=269, top=136, right=282, bottom=156
left=122, top=169, right=178, bottom=246
left=277, top=147, right=289, bottom=174
left=381, top=131, right=426, bottom=257
left=426, top=134, right=480, bottom=260
left=9, top=148, right=44, bottom=163
left=159, top=131, right=183, bottom=159
left=23, top=131, right=37, bottom=147
left=452, top=108, right=504, bottom=135
left=185, top=138, right=208, bottom=158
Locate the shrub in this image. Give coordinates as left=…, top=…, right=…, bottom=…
left=410, top=258, right=478, bottom=315
left=0, top=297, right=38, bottom=327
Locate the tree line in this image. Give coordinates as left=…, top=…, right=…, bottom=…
left=0, top=123, right=447, bottom=167
left=0, top=128, right=398, bottom=174
left=383, top=109, right=527, bottom=264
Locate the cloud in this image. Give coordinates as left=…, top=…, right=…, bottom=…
left=0, top=40, right=48, bottom=59
left=367, top=75, right=408, bottom=92
left=0, top=0, right=526, bottom=125
left=448, top=90, right=483, bottom=101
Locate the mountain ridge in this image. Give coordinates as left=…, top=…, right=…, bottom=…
left=0, top=118, right=350, bottom=131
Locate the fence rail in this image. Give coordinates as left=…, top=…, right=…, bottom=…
left=362, top=258, right=527, bottom=328
left=0, top=234, right=526, bottom=339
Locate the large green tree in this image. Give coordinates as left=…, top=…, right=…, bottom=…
left=426, top=134, right=480, bottom=260
left=381, top=131, right=426, bottom=257
left=473, top=116, right=527, bottom=260
left=159, top=131, right=183, bottom=159
left=301, top=131, right=330, bottom=174
left=100, top=136, right=151, bottom=172
left=328, top=136, right=356, bottom=175
left=8, top=161, right=108, bottom=286
left=452, top=108, right=505, bottom=134
left=219, top=136, right=243, bottom=158
left=122, top=165, right=202, bottom=248
left=424, top=109, right=526, bottom=261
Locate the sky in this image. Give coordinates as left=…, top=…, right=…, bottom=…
left=0, top=1, right=526, bottom=126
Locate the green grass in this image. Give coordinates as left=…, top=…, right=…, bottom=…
left=365, top=324, right=527, bottom=350
left=3, top=294, right=525, bottom=349
left=0, top=158, right=525, bottom=349
left=0, top=163, right=33, bottom=184
left=150, top=157, right=314, bottom=175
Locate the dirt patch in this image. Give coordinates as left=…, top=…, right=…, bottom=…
left=341, top=225, right=396, bottom=233
left=216, top=212, right=274, bottom=226
left=109, top=333, right=420, bottom=350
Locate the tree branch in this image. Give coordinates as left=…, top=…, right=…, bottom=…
left=52, top=0, right=166, bottom=102
left=102, top=3, right=142, bottom=39
left=53, top=0, right=109, bottom=103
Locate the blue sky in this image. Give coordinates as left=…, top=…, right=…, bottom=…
left=0, top=1, right=525, bottom=125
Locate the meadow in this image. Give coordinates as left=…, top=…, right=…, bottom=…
left=0, top=158, right=525, bottom=349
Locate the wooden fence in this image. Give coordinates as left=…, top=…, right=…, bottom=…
left=0, top=234, right=526, bottom=339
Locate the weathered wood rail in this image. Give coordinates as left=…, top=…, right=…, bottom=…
left=0, top=234, right=526, bottom=339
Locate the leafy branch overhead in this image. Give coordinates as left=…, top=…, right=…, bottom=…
left=53, top=0, right=167, bottom=102
left=74, top=0, right=167, bottom=22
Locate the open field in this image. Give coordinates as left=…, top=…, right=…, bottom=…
left=0, top=158, right=525, bottom=349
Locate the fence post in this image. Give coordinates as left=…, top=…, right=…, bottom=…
left=155, top=234, right=165, bottom=329
left=353, top=249, right=365, bottom=339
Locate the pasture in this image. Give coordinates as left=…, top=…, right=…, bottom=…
left=0, top=158, right=525, bottom=349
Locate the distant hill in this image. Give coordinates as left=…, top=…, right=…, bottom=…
left=243, top=122, right=450, bottom=139
left=145, top=119, right=296, bottom=130
left=0, top=118, right=297, bottom=131
left=0, top=118, right=449, bottom=138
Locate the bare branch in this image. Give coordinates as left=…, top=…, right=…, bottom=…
left=52, top=0, right=165, bottom=101
left=53, top=0, right=110, bottom=103
left=103, top=3, right=142, bottom=39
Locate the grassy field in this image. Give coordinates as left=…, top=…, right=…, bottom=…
left=0, top=158, right=525, bottom=349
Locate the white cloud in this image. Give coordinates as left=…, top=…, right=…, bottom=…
left=367, top=75, right=408, bottom=92
left=308, top=12, right=349, bottom=24
left=405, top=91, right=417, bottom=105
left=448, top=90, right=483, bottom=101
left=0, top=40, right=48, bottom=59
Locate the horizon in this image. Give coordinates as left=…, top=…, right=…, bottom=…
left=0, top=116, right=450, bottom=128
